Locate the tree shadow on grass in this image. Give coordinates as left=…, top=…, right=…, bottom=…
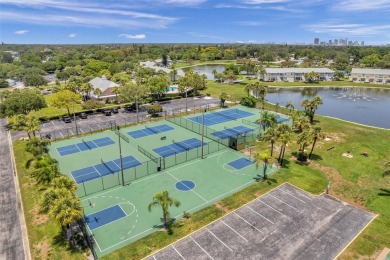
left=25, top=158, right=34, bottom=169
left=309, top=154, right=323, bottom=161
left=383, top=170, right=390, bottom=177
left=52, top=230, right=80, bottom=254
left=378, top=188, right=390, bottom=196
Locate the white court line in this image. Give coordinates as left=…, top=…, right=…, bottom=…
left=92, top=165, right=102, bottom=177
left=268, top=194, right=297, bottom=210
left=278, top=189, right=306, bottom=203
left=84, top=217, right=103, bottom=253
left=117, top=204, right=128, bottom=216
left=246, top=206, right=274, bottom=224
left=221, top=220, right=248, bottom=242
left=167, top=172, right=208, bottom=202
left=171, top=245, right=186, bottom=260
left=190, top=236, right=214, bottom=260
left=206, top=228, right=233, bottom=252
left=257, top=200, right=284, bottom=216
left=85, top=205, right=127, bottom=231
left=72, top=169, right=99, bottom=179
left=234, top=213, right=262, bottom=233
left=152, top=255, right=157, bottom=260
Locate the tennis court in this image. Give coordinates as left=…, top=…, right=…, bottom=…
left=188, top=108, right=254, bottom=126
left=71, top=155, right=142, bottom=184
left=56, top=137, right=115, bottom=156
left=152, top=138, right=206, bottom=157
left=147, top=183, right=376, bottom=260
left=127, top=124, right=174, bottom=139
left=212, top=126, right=254, bottom=139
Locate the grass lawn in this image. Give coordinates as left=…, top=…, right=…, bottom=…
left=174, top=60, right=232, bottom=68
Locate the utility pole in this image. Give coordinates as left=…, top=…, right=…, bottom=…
left=72, top=99, right=79, bottom=135
left=117, top=126, right=125, bottom=186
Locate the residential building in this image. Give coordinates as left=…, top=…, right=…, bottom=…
left=260, top=68, right=334, bottom=82
left=139, top=61, right=185, bottom=81
left=89, top=75, right=119, bottom=100
left=350, top=68, right=390, bottom=84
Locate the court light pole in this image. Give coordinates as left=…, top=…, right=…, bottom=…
left=201, top=109, right=205, bottom=159
left=117, top=126, right=125, bottom=186
left=72, top=98, right=79, bottom=135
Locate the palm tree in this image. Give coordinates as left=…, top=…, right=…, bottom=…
left=40, top=188, right=71, bottom=213
left=32, top=155, right=60, bottom=185
left=52, top=176, right=77, bottom=193
left=212, top=69, right=218, bottom=80
left=220, top=92, right=230, bottom=107
left=258, top=111, right=277, bottom=132
left=292, top=111, right=310, bottom=132
left=112, top=86, right=121, bottom=103
left=244, top=83, right=255, bottom=97
left=278, top=132, right=291, bottom=166
left=169, top=68, right=178, bottom=82
left=120, top=82, right=150, bottom=123
left=262, top=125, right=278, bottom=157
left=254, top=150, right=271, bottom=180
left=25, top=137, right=50, bottom=158
left=49, top=194, right=83, bottom=236
left=256, top=84, right=268, bottom=109
left=15, top=114, right=41, bottom=139
left=275, top=102, right=280, bottom=113
left=285, top=100, right=295, bottom=113
left=148, top=190, right=181, bottom=229
left=309, top=126, right=323, bottom=159
left=93, top=88, right=102, bottom=99
left=297, top=128, right=312, bottom=162
left=80, top=82, right=94, bottom=101
left=308, top=96, right=323, bottom=123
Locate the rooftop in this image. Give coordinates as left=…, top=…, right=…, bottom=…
left=265, top=68, right=334, bottom=73
left=351, top=68, right=390, bottom=75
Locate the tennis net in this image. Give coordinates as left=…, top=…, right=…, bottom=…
left=172, top=140, right=190, bottom=151
left=101, top=159, right=115, bottom=173
left=213, top=111, right=236, bottom=120
left=82, top=139, right=92, bottom=149
left=224, top=126, right=244, bottom=136
left=145, top=125, right=159, bottom=134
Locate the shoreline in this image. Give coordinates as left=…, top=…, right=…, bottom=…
left=267, top=85, right=390, bottom=90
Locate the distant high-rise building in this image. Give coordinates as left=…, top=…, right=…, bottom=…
left=334, top=39, right=338, bottom=45
left=361, top=41, right=365, bottom=46
left=328, top=40, right=332, bottom=45
left=314, top=38, right=319, bottom=45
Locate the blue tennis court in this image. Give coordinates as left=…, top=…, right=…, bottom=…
left=127, top=124, right=174, bottom=139
left=153, top=138, right=206, bottom=157
left=276, top=115, right=289, bottom=123
left=188, top=109, right=254, bottom=126
left=56, top=137, right=115, bottom=156
left=228, top=157, right=254, bottom=170
left=84, top=205, right=126, bottom=230
left=71, top=155, right=142, bottom=184
left=211, top=126, right=254, bottom=139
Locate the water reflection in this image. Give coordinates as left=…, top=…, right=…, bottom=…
left=266, top=87, right=390, bottom=129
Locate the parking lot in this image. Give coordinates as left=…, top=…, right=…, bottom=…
left=146, top=183, right=376, bottom=260
left=12, top=97, right=221, bottom=140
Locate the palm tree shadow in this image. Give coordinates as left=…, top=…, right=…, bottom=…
left=52, top=230, right=79, bottom=253
left=153, top=218, right=176, bottom=230
left=383, top=170, right=390, bottom=177
left=378, top=188, right=390, bottom=196
left=309, top=154, right=323, bottom=161
left=25, top=158, right=34, bottom=169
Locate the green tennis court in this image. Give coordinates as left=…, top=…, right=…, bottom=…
left=48, top=105, right=284, bottom=258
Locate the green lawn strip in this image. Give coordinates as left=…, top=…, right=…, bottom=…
left=174, top=60, right=232, bottom=68
left=13, top=141, right=85, bottom=260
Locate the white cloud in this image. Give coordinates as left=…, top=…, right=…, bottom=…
left=236, top=21, right=264, bottom=26
left=14, top=30, right=28, bottom=34
left=118, top=34, right=146, bottom=39
left=162, top=0, right=207, bottom=5
left=337, top=0, right=390, bottom=11
left=305, top=20, right=390, bottom=36
left=236, top=40, right=245, bottom=43
left=68, top=33, right=77, bottom=38
left=248, top=40, right=257, bottom=43
left=244, top=0, right=289, bottom=3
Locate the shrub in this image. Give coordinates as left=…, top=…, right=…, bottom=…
left=81, top=100, right=104, bottom=110
left=240, top=96, right=257, bottom=107
left=147, top=104, right=163, bottom=117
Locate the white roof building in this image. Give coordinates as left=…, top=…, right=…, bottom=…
left=350, top=68, right=390, bottom=83
left=261, top=68, right=334, bottom=82
left=89, top=75, right=119, bottom=99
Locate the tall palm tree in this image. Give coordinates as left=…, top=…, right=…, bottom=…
left=285, top=100, right=295, bottom=113
left=278, top=132, right=291, bottom=166
left=80, top=82, right=94, bottom=101
left=254, top=150, right=271, bottom=180
left=297, top=128, right=312, bottom=161
left=32, top=155, right=60, bottom=185
left=292, top=111, right=310, bottom=132
left=52, top=176, right=77, bottom=193
left=262, top=125, right=278, bottom=157
left=93, top=88, right=102, bottom=99
left=49, top=194, right=83, bottom=235
left=120, top=82, right=150, bottom=123
left=212, top=69, right=218, bottom=80
left=40, top=188, right=71, bottom=214
left=244, top=83, right=255, bottom=97
left=309, top=126, right=323, bottom=159
left=25, top=137, right=50, bottom=158
left=275, top=102, right=280, bottom=113
left=112, top=86, right=121, bottom=103
left=148, top=190, right=181, bottom=229
left=308, top=96, right=323, bottom=123
left=15, top=114, right=41, bottom=139
left=258, top=111, right=277, bottom=132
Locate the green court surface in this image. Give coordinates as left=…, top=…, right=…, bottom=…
left=48, top=105, right=284, bottom=257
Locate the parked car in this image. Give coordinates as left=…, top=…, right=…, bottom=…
left=103, top=110, right=112, bottom=116
left=80, top=113, right=88, bottom=119
left=111, top=107, right=119, bottom=114
left=62, top=116, right=72, bottom=123
left=124, top=104, right=136, bottom=112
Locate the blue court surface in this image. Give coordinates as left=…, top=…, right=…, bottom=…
left=175, top=180, right=196, bottom=191
left=228, top=157, right=254, bottom=170
left=84, top=205, right=126, bottom=230
left=276, top=115, right=289, bottom=123
left=188, top=109, right=254, bottom=126
left=127, top=124, right=174, bottom=139
left=71, top=155, right=142, bottom=184
left=56, top=137, right=115, bottom=156
left=211, top=126, right=254, bottom=139
left=153, top=138, right=206, bottom=157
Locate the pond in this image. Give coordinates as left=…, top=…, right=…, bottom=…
left=265, top=87, right=390, bottom=129
left=184, top=64, right=225, bottom=80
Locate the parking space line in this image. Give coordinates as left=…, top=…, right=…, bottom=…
left=171, top=245, right=185, bottom=260
left=269, top=194, right=297, bottom=210
left=79, top=128, right=84, bottom=133
left=69, top=129, right=74, bottom=135
left=51, top=121, right=55, bottom=125
left=278, top=189, right=306, bottom=203
left=59, top=132, right=64, bottom=138
left=257, top=200, right=284, bottom=216
left=152, top=255, right=157, bottom=260
left=234, top=213, right=262, bottom=233
left=190, top=236, right=214, bottom=260
left=206, top=228, right=233, bottom=252
left=221, top=220, right=248, bottom=242
left=246, top=206, right=274, bottom=224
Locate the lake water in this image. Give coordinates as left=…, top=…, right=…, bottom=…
left=185, top=64, right=225, bottom=80
left=265, top=87, right=390, bottom=129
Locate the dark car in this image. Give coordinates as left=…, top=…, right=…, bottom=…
left=103, top=110, right=112, bottom=116
left=124, top=104, right=136, bottom=112
left=80, top=113, right=88, bottom=119
left=63, top=116, right=72, bottom=123
left=111, top=107, right=119, bottom=114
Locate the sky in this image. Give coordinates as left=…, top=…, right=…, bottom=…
left=1, top=0, right=390, bottom=45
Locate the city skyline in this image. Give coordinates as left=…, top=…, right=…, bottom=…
left=1, top=0, right=390, bottom=45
